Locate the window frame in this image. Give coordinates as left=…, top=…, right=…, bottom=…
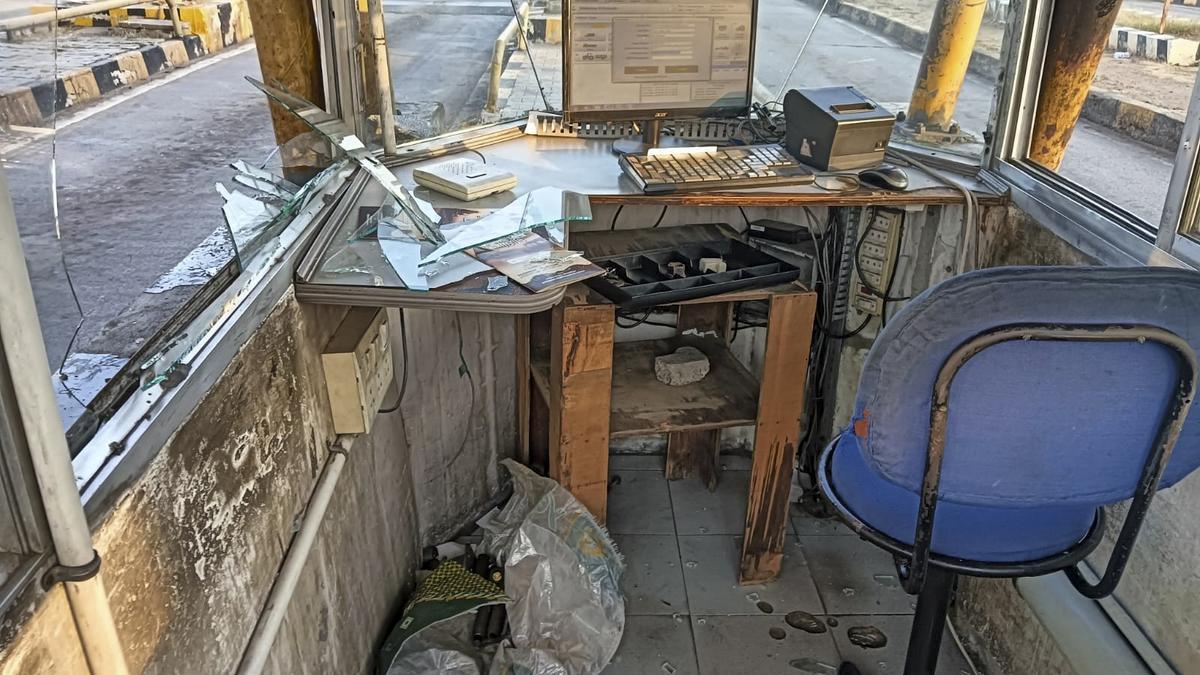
left=987, top=0, right=1197, bottom=268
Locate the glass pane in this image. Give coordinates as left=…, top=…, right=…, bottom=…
left=1026, top=0, right=1196, bottom=224
left=2, top=10, right=296, bottom=436
left=379, top=0, right=543, bottom=141
left=756, top=0, right=1006, bottom=161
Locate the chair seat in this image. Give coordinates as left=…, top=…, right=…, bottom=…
left=828, top=431, right=1098, bottom=562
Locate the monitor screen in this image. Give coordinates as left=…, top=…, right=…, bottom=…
left=564, top=0, right=756, bottom=121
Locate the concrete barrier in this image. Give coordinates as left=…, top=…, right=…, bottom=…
left=794, top=0, right=1185, bottom=152
left=0, top=0, right=252, bottom=128
left=1109, top=26, right=1200, bottom=65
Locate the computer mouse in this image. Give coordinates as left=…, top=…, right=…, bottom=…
left=859, top=164, right=909, bottom=190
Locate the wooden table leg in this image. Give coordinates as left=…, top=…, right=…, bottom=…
left=666, top=302, right=733, bottom=491
left=550, top=287, right=615, bottom=523
left=740, top=291, right=817, bottom=585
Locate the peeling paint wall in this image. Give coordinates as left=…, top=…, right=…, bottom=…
left=0, top=290, right=515, bottom=673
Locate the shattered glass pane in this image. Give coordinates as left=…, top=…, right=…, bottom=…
left=246, top=77, right=441, bottom=242
left=309, top=186, right=591, bottom=292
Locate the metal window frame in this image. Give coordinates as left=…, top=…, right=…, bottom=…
left=985, top=0, right=1200, bottom=269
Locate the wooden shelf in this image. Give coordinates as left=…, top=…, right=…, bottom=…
left=532, top=336, right=760, bottom=438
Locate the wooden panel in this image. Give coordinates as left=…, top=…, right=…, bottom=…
left=550, top=292, right=615, bottom=522
left=608, top=338, right=759, bottom=437
left=739, top=290, right=818, bottom=585
left=666, top=430, right=722, bottom=489
left=666, top=303, right=734, bottom=489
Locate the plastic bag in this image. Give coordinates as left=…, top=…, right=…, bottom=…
left=482, top=460, right=625, bottom=675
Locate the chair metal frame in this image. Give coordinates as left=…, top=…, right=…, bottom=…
left=817, top=323, right=1198, bottom=675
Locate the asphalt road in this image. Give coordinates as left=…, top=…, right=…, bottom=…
left=6, top=45, right=276, bottom=380
left=2, top=2, right=514, bottom=423
left=383, top=0, right=515, bottom=134
left=754, top=0, right=1175, bottom=223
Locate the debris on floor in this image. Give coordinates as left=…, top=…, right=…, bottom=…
left=381, top=459, right=625, bottom=675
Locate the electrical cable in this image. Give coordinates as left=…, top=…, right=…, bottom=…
left=652, top=205, right=669, bottom=228
left=508, top=0, right=552, bottom=112
left=891, top=148, right=979, bottom=272
left=737, top=205, right=751, bottom=233
left=610, top=204, right=625, bottom=231
left=378, top=308, right=409, bottom=414
left=444, top=313, right=479, bottom=469
left=466, top=148, right=487, bottom=164
left=773, top=0, right=833, bottom=103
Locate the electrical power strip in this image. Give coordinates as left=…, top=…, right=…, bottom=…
left=850, top=207, right=904, bottom=317
left=524, top=111, right=740, bottom=142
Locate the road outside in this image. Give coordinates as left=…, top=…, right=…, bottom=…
left=1, top=0, right=1194, bottom=427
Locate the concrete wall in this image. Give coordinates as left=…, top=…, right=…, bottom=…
left=0, top=291, right=515, bottom=673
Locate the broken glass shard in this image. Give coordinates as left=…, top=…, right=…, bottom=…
left=246, top=77, right=441, bottom=243
left=420, top=187, right=591, bottom=265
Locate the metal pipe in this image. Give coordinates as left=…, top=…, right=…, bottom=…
left=486, top=2, right=529, bottom=113
left=1028, top=0, right=1123, bottom=170
left=0, top=0, right=154, bottom=32
left=366, top=0, right=397, bottom=155
left=0, top=144, right=129, bottom=673
left=235, top=434, right=355, bottom=675
left=163, top=0, right=186, bottom=39
left=906, top=0, right=986, bottom=131
left=1016, top=574, right=1151, bottom=675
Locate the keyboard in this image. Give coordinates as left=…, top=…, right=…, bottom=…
left=619, top=144, right=815, bottom=194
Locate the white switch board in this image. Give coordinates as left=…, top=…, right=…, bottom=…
left=851, top=207, right=904, bottom=317
left=321, top=308, right=393, bottom=435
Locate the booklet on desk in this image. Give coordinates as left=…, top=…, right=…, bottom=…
left=473, top=231, right=604, bottom=293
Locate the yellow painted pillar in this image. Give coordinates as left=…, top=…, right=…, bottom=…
left=906, top=0, right=987, bottom=131
left=1028, top=0, right=1123, bottom=170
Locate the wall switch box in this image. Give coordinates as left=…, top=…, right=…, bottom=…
left=321, top=308, right=393, bottom=435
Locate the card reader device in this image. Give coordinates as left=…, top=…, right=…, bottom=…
left=412, top=159, right=518, bottom=201
left=783, top=86, right=896, bottom=171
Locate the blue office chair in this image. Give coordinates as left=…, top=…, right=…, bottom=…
left=817, top=266, right=1200, bottom=675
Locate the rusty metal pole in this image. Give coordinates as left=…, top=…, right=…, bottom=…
left=906, top=0, right=986, bottom=132
left=1028, top=0, right=1123, bottom=170
left=244, top=0, right=327, bottom=180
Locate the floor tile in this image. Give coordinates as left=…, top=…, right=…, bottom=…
left=602, top=615, right=699, bottom=675
left=799, top=536, right=915, bottom=615
left=613, top=534, right=688, bottom=616
left=829, top=614, right=974, bottom=675
left=791, top=504, right=854, bottom=537
left=692, top=615, right=841, bottom=675
left=669, top=470, right=749, bottom=535
left=678, top=535, right=824, bottom=616
left=609, top=454, right=667, bottom=472
left=608, top=471, right=675, bottom=535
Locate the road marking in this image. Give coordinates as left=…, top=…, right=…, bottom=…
left=1, top=42, right=257, bottom=156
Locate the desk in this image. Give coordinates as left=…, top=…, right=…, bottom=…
left=291, top=122, right=1001, bottom=584
left=294, top=121, right=1002, bottom=310
left=521, top=224, right=815, bottom=585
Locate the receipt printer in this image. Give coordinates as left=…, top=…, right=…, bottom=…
left=784, top=86, right=895, bottom=171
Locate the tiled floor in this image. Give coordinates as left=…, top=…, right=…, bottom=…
left=603, top=455, right=975, bottom=675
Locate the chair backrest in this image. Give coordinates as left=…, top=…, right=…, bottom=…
left=851, top=266, right=1200, bottom=508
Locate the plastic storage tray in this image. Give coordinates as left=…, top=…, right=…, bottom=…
left=586, top=238, right=802, bottom=310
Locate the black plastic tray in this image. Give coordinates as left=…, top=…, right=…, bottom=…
left=586, top=238, right=802, bottom=310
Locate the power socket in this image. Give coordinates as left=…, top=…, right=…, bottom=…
left=321, top=308, right=394, bottom=435
left=850, top=207, right=904, bottom=317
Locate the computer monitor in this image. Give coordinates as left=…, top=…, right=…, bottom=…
left=563, top=0, right=757, bottom=152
